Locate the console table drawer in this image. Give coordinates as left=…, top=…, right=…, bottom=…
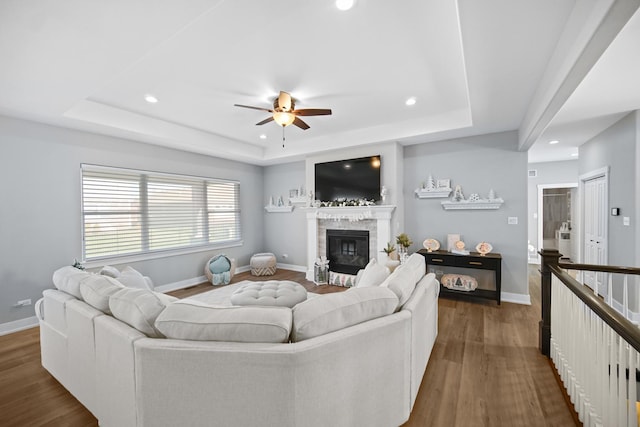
left=454, top=257, right=499, bottom=269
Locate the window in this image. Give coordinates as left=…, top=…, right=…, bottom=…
left=81, top=164, right=241, bottom=261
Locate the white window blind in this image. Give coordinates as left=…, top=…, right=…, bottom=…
left=81, top=164, right=241, bottom=261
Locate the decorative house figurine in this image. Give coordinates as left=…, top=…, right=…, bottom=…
left=269, top=196, right=274, bottom=206
left=488, top=189, right=496, bottom=200
left=277, top=196, right=284, bottom=207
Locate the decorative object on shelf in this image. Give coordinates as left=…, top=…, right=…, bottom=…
left=441, top=188, right=504, bottom=210
left=415, top=175, right=452, bottom=198
left=447, top=234, right=460, bottom=252
left=380, top=186, right=389, bottom=203
left=277, top=196, right=285, bottom=207
left=441, top=273, right=478, bottom=292
left=289, top=187, right=307, bottom=206
left=437, top=179, right=451, bottom=189
left=476, top=242, right=493, bottom=256
left=423, top=238, right=440, bottom=252
left=382, top=242, right=400, bottom=271
left=289, top=189, right=299, bottom=198
left=314, top=256, right=329, bottom=285
left=452, top=185, right=465, bottom=201
left=268, top=196, right=275, bottom=206
left=452, top=240, right=470, bottom=255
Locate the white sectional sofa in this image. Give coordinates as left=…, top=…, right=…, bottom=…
left=36, top=254, right=439, bottom=427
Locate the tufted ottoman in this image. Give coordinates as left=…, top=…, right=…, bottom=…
left=230, top=281, right=307, bottom=308
left=250, top=252, right=277, bottom=276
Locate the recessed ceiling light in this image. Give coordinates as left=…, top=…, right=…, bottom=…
left=405, top=97, right=417, bottom=106
left=549, top=140, right=559, bottom=145
left=259, top=134, right=267, bottom=140
left=336, top=0, right=355, bottom=11
left=144, top=94, right=158, bottom=104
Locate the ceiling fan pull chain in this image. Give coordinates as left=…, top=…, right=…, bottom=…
left=282, top=126, right=285, bottom=148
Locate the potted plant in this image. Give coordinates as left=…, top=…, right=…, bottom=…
left=395, top=233, right=413, bottom=263
left=382, top=242, right=398, bottom=261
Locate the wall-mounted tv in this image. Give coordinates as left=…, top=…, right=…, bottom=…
left=314, top=155, right=381, bottom=202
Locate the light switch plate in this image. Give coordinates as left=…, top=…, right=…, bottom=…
left=623, top=217, right=630, bottom=226
left=508, top=217, right=518, bottom=225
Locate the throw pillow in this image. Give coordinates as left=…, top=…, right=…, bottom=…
left=291, top=287, right=399, bottom=342
left=52, top=265, right=91, bottom=299
left=117, top=266, right=152, bottom=290
left=155, top=300, right=292, bottom=343
left=356, top=258, right=390, bottom=288
left=99, top=265, right=120, bottom=278
left=109, top=288, right=177, bottom=337
left=79, top=274, right=124, bottom=314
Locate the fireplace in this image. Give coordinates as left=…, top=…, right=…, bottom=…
left=326, top=229, right=369, bottom=275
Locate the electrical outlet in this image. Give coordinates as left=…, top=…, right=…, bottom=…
left=15, top=299, right=32, bottom=307
left=282, top=254, right=289, bottom=259
left=508, top=217, right=518, bottom=225
left=623, top=217, right=630, bottom=226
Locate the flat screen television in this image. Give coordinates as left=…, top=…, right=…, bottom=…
left=314, top=155, right=381, bottom=202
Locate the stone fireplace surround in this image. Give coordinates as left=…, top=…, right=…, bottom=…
left=304, top=205, right=396, bottom=281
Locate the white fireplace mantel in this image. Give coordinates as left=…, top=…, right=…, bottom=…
left=304, top=205, right=396, bottom=281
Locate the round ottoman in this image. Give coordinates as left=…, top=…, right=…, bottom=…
left=230, top=281, right=307, bottom=308
left=250, top=252, right=277, bottom=276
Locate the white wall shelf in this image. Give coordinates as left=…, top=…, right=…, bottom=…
left=441, top=199, right=504, bottom=210
left=415, top=188, right=452, bottom=198
left=265, top=205, right=294, bottom=213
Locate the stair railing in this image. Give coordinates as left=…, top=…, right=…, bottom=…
left=539, top=249, right=640, bottom=427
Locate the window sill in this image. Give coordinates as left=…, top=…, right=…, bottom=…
left=82, top=240, right=243, bottom=269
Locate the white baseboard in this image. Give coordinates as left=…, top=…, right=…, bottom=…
left=276, top=263, right=307, bottom=273
left=0, top=315, right=38, bottom=336
left=155, top=275, right=208, bottom=293
left=501, top=292, right=531, bottom=305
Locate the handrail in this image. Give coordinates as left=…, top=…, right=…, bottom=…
left=557, top=261, right=640, bottom=275
left=549, top=264, right=640, bottom=353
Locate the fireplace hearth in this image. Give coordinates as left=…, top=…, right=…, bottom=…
left=326, top=229, right=369, bottom=275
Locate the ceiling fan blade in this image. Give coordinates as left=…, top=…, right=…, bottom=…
left=292, top=116, right=310, bottom=130
left=256, top=116, right=274, bottom=126
left=234, top=104, right=273, bottom=113
left=278, top=91, right=292, bottom=112
left=292, top=108, right=332, bottom=116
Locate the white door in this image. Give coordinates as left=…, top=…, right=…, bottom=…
left=582, top=174, right=607, bottom=291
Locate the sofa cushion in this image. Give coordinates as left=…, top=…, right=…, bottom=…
left=381, top=254, right=426, bottom=307
left=79, top=274, right=124, bottom=314
left=109, top=288, right=177, bottom=338
left=355, top=258, right=390, bottom=288
left=117, top=266, right=152, bottom=290
left=99, top=265, right=120, bottom=278
left=52, top=266, right=91, bottom=299
left=155, top=300, right=292, bottom=343
left=291, top=287, right=399, bottom=342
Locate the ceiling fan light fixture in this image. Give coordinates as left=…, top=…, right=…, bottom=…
left=273, top=111, right=296, bottom=127
left=144, top=94, right=158, bottom=104
left=336, top=0, right=355, bottom=11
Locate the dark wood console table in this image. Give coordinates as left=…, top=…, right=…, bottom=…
left=417, top=249, right=502, bottom=305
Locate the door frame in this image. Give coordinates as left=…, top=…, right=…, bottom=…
left=578, top=166, right=609, bottom=265
left=536, top=183, right=578, bottom=264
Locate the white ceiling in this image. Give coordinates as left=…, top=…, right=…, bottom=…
left=0, top=0, right=637, bottom=165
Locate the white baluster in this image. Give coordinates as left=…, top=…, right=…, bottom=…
left=627, top=347, right=638, bottom=427
left=623, top=275, right=629, bottom=320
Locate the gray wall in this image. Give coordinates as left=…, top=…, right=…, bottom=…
left=262, top=161, right=307, bottom=267
left=526, top=160, right=579, bottom=260
left=580, top=112, right=637, bottom=268
left=0, top=116, right=264, bottom=325
left=404, top=131, right=529, bottom=299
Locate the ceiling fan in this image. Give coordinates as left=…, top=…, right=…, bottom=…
left=234, top=91, right=332, bottom=131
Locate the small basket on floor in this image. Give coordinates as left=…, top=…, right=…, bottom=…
left=250, top=252, right=277, bottom=276
left=204, top=255, right=236, bottom=285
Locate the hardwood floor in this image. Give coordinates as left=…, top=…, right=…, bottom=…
left=0, top=267, right=576, bottom=426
